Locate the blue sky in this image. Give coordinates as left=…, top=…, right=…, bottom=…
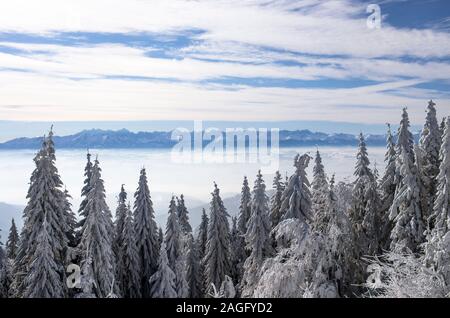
left=0, top=0, right=448, bottom=130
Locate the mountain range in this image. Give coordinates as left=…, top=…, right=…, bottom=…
left=0, top=128, right=420, bottom=149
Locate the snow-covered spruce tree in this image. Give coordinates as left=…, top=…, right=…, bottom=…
left=241, top=170, right=272, bottom=296
left=177, top=194, right=192, bottom=234
left=13, top=132, right=69, bottom=297
left=203, top=183, right=231, bottom=295
left=23, top=217, right=65, bottom=298
left=197, top=208, right=208, bottom=260
left=311, top=150, right=329, bottom=232
left=323, top=175, right=358, bottom=297
left=425, top=117, right=450, bottom=290
left=165, top=196, right=181, bottom=270
left=379, top=124, right=397, bottom=250
left=120, top=204, right=141, bottom=298
left=133, top=168, right=159, bottom=297
left=113, top=184, right=127, bottom=293
left=349, top=133, right=380, bottom=257
left=166, top=197, right=189, bottom=297
left=149, top=242, right=177, bottom=298
left=46, top=128, right=76, bottom=249
left=62, top=188, right=77, bottom=248
left=238, top=176, right=251, bottom=235
left=280, top=153, right=312, bottom=223
left=415, top=144, right=433, bottom=230
left=76, top=151, right=93, bottom=245
left=6, top=219, right=19, bottom=260
left=229, top=217, right=243, bottom=287
left=269, top=171, right=285, bottom=228
left=418, top=101, right=442, bottom=226
left=231, top=177, right=251, bottom=285
left=186, top=234, right=202, bottom=298
left=390, top=108, right=425, bottom=252
left=78, top=158, right=117, bottom=298
left=196, top=208, right=208, bottom=295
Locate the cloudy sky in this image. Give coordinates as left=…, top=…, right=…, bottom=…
left=0, top=0, right=449, bottom=125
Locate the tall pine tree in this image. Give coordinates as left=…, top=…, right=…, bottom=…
left=6, top=219, right=19, bottom=260
left=149, top=242, right=177, bottom=298
left=349, top=133, right=380, bottom=257
left=311, top=150, right=329, bottom=232
left=390, top=108, right=425, bottom=252
left=23, top=217, right=66, bottom=298
left=241, top=170, right=272, bottom=296
left=120, top=204, right=141, bottom=298
left=133, top=168, right=159, bottom=297
left=280, top=154, right=312, bottom=223
left=203, top=183, right=231, bottom=294
left=419, top=100, right=442, bottom=226
left=379, top=124, right=396, bottom=249
left=186, top=234, right=202, bottom=298
left=177, top=194, right=192, bottom=234
left=76, top=151, right=93, bottom=245
left=425, top=117, right=450, bottom=289
left=78, top=158, right=117, bottom=297
left=13, top=131, right=69, bottom=297
left=269, top=171, right=285, bottom=228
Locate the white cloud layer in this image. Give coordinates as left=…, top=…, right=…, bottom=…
left=0, top=0, right=449, bottom=123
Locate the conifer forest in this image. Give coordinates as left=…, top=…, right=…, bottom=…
left=0, top=101, right=449, bottom=298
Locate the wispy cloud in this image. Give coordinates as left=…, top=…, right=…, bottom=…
left=0, top=0, right=448, bottom=123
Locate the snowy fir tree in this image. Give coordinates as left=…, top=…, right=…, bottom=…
left=196, top=208, right=209, bottom=294
left=231, top=177, right=252, bottom=286
left=78, top=158, right=117, bottom=298
left=197, top=208, right=208, bottom=261
left=203, top=183, right=231, bottom=295
left=165, top=196, right=181, bottom=270
left=177, top=194, right=192, bottom=234
left=419, top=100, right=442, bottom=226
left=237, top=176, right=251, bottom=235
left=133, top=168, right=159, bottom=297
left=311, top=150, right=329, bottom=232
left=13, top=131, right=69, bottom=297
left=379, top=124, right=397, bottom=249
left=390, top=109, right=425, bottom=252
left=280, top=154, right=312, bottom=223
left=229, top=216, right=244, bottom=287
left=149, top=242, right=177, bottom=298
left=23, top=217, right=65, bottom=298
left=165, top=196, right=189, bottom=297
left=241, top=170, right=272, bottom=296
left=76, top=151, right=93, bottom=245
left=186, top=234, right=202, bottom=298
left=62, top=188, right=77, bottom=248
left=269, top=171, right=285, bottom=227
left=6, top=219, right=19, bottom=260
left=425, top=117, right=450, bottom=290
left=322, top=175, right=358, bottom=297
left=113, top=184, right=127, bottom=292
left=349, top=133, right=380, bottom=257
left=120, top=204, right=141, bottom=298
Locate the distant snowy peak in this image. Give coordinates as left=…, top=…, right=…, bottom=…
left=0, top=128, right=419, bottom=149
